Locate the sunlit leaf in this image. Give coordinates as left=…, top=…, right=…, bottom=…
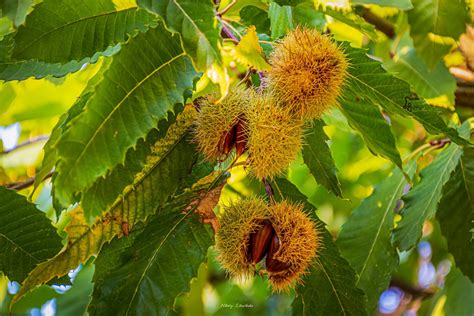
left=384, top=48, right=456, bottom=105
left=233, top=26, right=271, bottom=71
left=53, top=23, right=198, bottom=206
left=338, top=162, right=415, bottom=313
left=408, top=0, right=469, bottom=68
left=342, top=43, right=468, bottom=145
left=12, top=0, right=156, bottom=63
left=268, top=2, right=293, bottom=38
left=12, top=111, right=201, bottom=304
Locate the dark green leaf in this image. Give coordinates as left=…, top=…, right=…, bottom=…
left=408, top=0, right=469, bottom=68
left=138, top=0, right=221, bottom=71
left=337, top=162, right=415, bottom=313
left=302, top=119, right=342, bottom=197
left=80, top=109, right=180, bottom=221
left=0, top=43, right=119, bottom=82
left=13, top=119, right=199, bottom=303
left=89, top=209, right=213, bottom=315
left=268, top=2, right=293, bottom=38
left=53, top=23, right=198, bottom=206
left=292, top=2, right=325, bottom=30
left=0, top=187, right=62, bottom=282
left=273, top=178, right=367, bottom=316
left=437, top=145, right=474, bottom=281
left=12, top=0, right=156, bottom=63
left=384, top=48, right=456, bottom=105
left=352, top=0, right=413, bottom=10
left=240, top=6, right=271, bottom=34
left=343, top=43, right=467, bottom=145
left=339, top=90, right=402, bottom=168
left=394, top=141, right=465, bottom=250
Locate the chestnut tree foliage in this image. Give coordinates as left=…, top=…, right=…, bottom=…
left=0, top=0, right=473, bottom=315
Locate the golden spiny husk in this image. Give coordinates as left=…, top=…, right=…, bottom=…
left=245, top=92, right=304, bottom=179
left=193, top=86, right=254, bottom=161
left=267, top=200, right=320, bottom=292
left=215, top=198, right=270, bottom=279
left=267, top=27, right=348, bottom=120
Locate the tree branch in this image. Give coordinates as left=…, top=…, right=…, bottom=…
left=5, top=170, right=53, bottom=191
left=0, top=135, right=49, bottom=155
left=359, top=8, right=395, bottom=39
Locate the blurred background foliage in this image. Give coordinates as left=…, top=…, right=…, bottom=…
left=1, top=0, right=473, bottom=315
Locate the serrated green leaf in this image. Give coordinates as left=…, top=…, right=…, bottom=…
left=12, top=0, right=156, bottom=63
left=137, top=0, right=221, bottom=71
left=384, top=48, right=456, bottom=105
left=12, top=112, right=200, bottom=304
left=0, top=187, right=62, bottom=282
left=81, top=109, right=180, bottom=222
left=437, top=145, right=474, bottom=281
left=302, top=119, right=342, bottom=197
left=337, top=162, right=415, bottom=313
left=352, top=0, right=413, bottom=10
left=0, top=43, right=120, bottom=82
left=343, top=43, right=467, bottom=145
left=394, top=141, right=466, bottom=251
left=89, top=209, right=213, bottom=315
left=272, top=178, right=368, bottom=316
left=53, top=23, right=198, bottom=206
left=269, top=2, right=293, bottom=38
left=240, top=5, right=271, bottom=34
left=408, top=0, right=469, bottom=68
left=339, top=90, right=402, bottom=168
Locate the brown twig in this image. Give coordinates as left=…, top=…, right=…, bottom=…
left=0, top=135, right=49, bottom=155
left=5, top=170, right=53, bottom=191
left=359, top=8, right=395, bottom=39
left=217, top=0, right=237, bottom=16
left=221, top=24, right=239, bottom=42
left=455, top=78, right=474, bottom=109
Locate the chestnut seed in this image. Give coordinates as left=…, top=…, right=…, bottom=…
left=266, top=233, right=290, bottom=273
left=219, top=124, right=237, bottom=155
left=248, top=219, right=274, bottom=264
left=235, top=120, right=247, bottom=156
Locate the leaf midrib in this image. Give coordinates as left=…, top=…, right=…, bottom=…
left=61, top=52, right=187, bottom=186
left=14, top=7, right=137, bottom=56
left=347, top=72, right=440, bottom=132
left=396, top=57, right=443, bottom=96
left=316, top=257, right=347, bottom=316
left=125, top=213, right=188, bottom=315
left=400, top=146, right=460, bottom=247
left=356, top=174, right=406, bottom=283
left=0, top=232, right=40, bottom=262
